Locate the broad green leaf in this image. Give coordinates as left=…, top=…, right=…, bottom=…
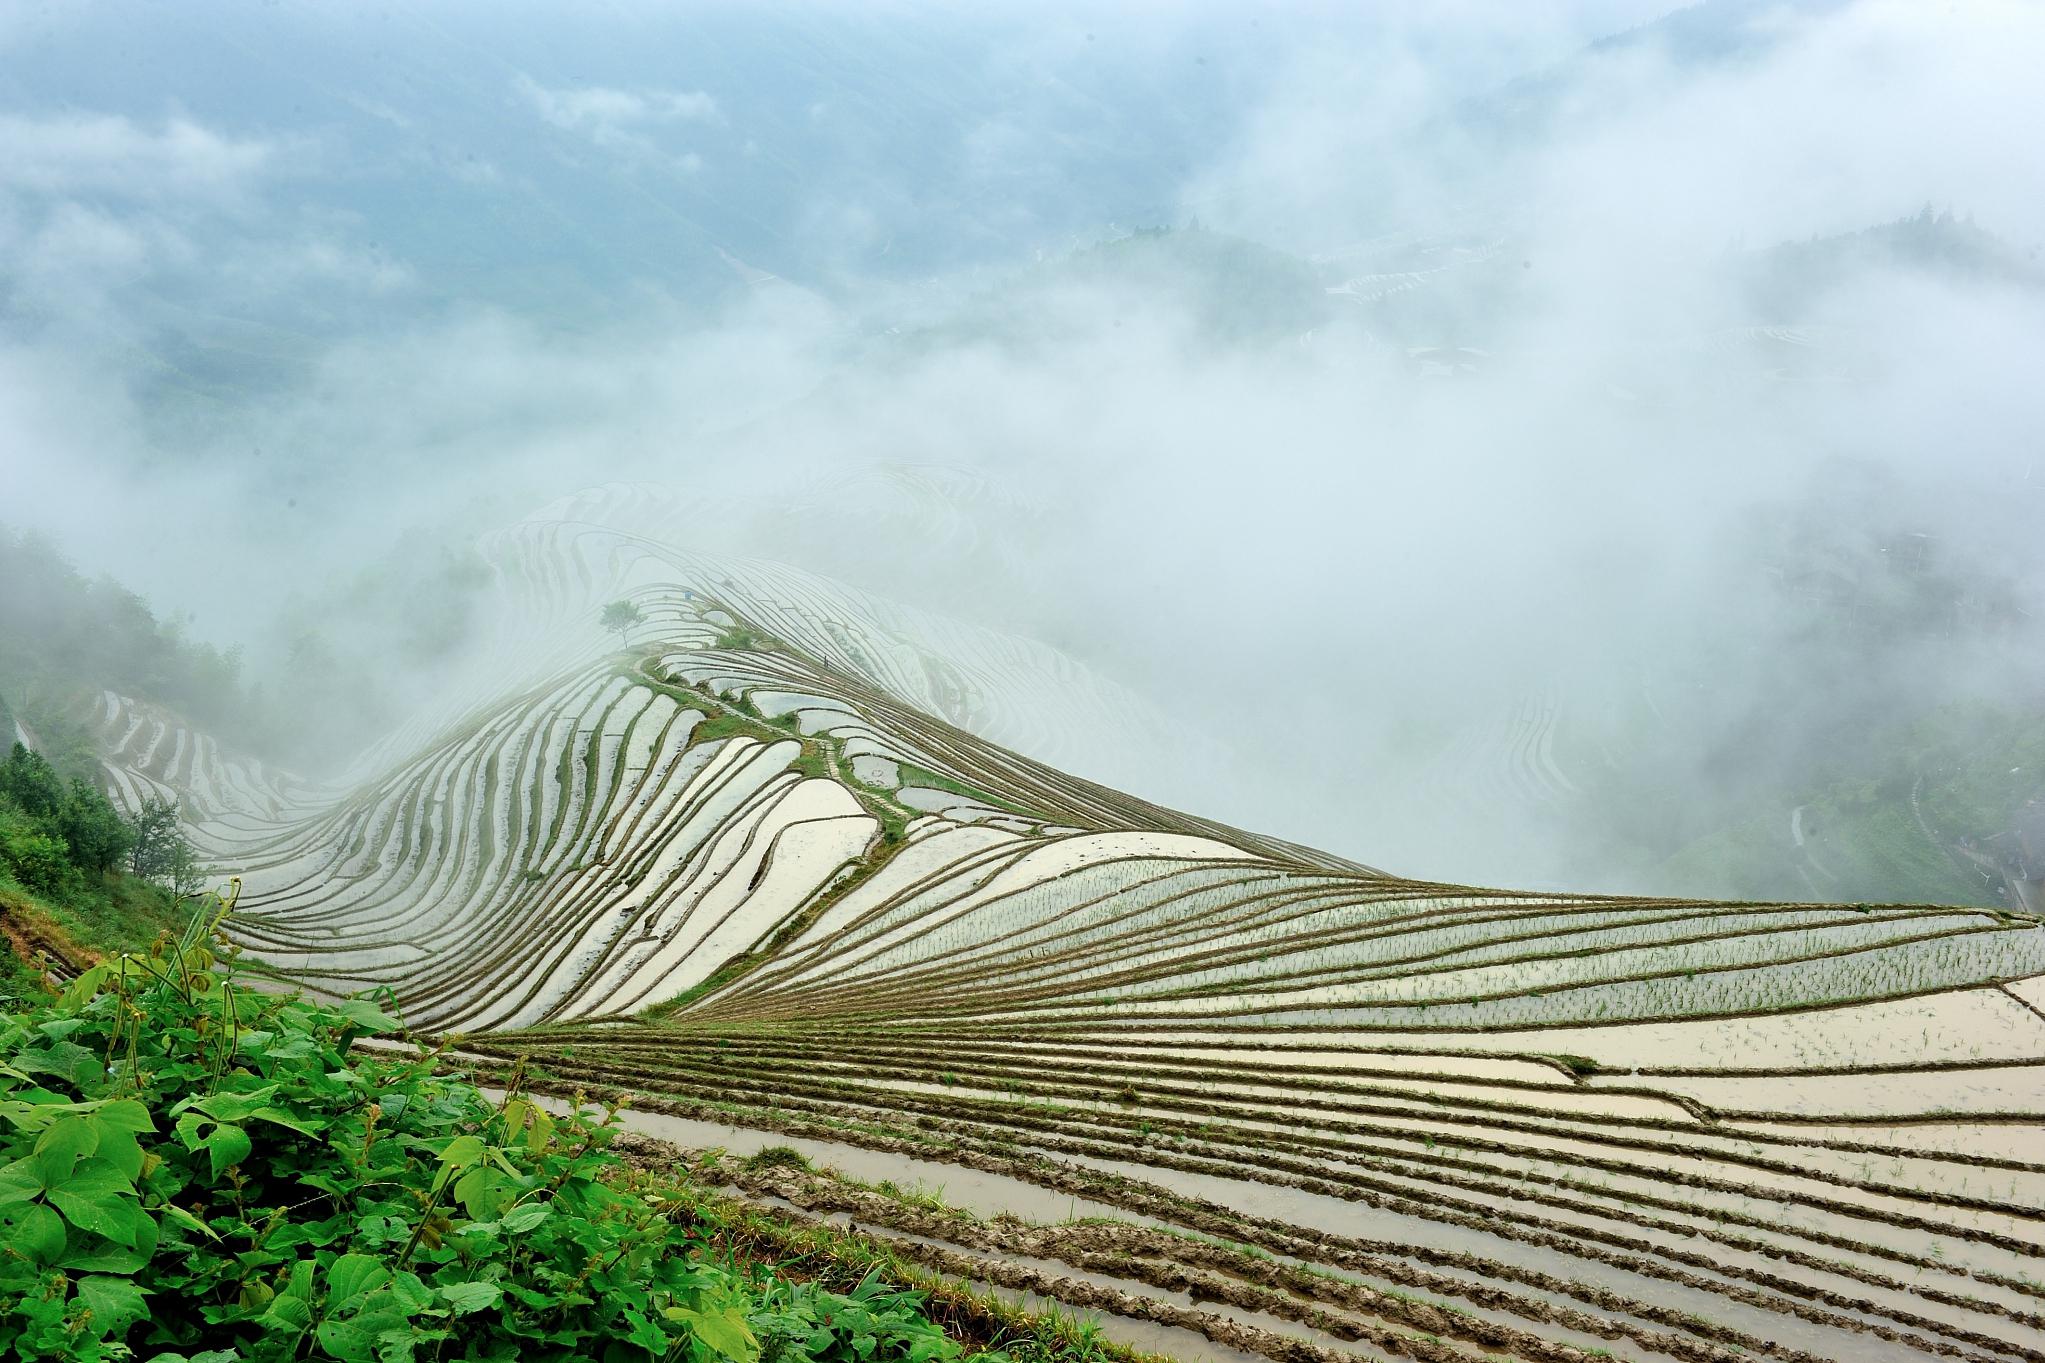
left=16, top=1040, right=102, bottom=1091
left=388, top=1271, right=435, bottom=1314
left=436, top=1280, right=501, bottom=1315
left=315, top=1319, right=378, bottom=1362
left=0, top=1097, right=70, bottom=1133
left=0, top=1154, right=44, bottom=1205
left=58, top=1236, right=154, bottom=1273
left=31, top=1115, right=99, bottom=1184
left=55, top=965, right=108, bottom=1012
left=158, top=1202, right=221, bottom=1241
left=333, top=998, right=400, bottom=1032
left=667, top=1304, right=760, bottom=1363
left=626, top=1308, right=670, bottom=1354
left=12, top=1202, right=66, bottom=1263
left=185, top=1086, right=281, bottom=1123
left=327, top=1252, right=390, bottom=1303
left=88, top=1122, right=145, bottom=1181
left=51, top=1186, right=152, bottom=1249
left=255, top=1032, right=315, bottom=1061
left=436, top=1134, right=486, bottom=1169
left=499, top=1201, right=551, bottom=1233
left=280, top=1258, right=316, bottom=1300
left=47, top=1159, right=145, bottom=1247
left=204, top=1123, right=252, bottom=1178
left=74, top=1274, right=150, bottom=1335
left=262, top=1294, right=313, bottom=1331
left=92, top=1099, right=154, bottom=1133
left=523, top=1105, right=555, bottom=1155
left=452, top=1164, right=514, bottom=1221
left=249, top=1105, right=323, bottom=1136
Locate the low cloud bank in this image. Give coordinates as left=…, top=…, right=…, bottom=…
left=3, top=0, right=2042, bottom=896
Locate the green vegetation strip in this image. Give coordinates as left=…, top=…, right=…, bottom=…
left=0, top=894, right=1151, bottom=1363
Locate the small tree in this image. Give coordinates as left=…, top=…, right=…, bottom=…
left=130, top=796, right=184, bottom=879
left=600, top=599, right=645, bottom=647
left=58, top=778, right=133, bottom=875
left=165, top=835, right=207, bottom=898
left=0, top=743, right=63, bottom=820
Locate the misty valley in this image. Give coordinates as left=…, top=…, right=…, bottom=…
left=3, top=4, right=2043, bottom=1363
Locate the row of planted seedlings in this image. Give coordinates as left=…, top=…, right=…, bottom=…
left=457, top=1043, right=1669, bottom=1363
left=656, top=638, right=1369, bottom=871
left=207, top=582, right=973, bottom=1031
left=439, top=645, right=928, bottom=1029
left=140, top=564, right=2045, bottom=1363
left=92, top=689, right=306, bottom=824
left=653, top=551, right=1186, bottom=802
left=681, top=850, right=1336, bottom=1024
left=459, top=1030, right=1994, bottom=1363
left=833, top=916, right=2045, bottom=1032
left=224, top=661, right=654, bottom=1017
left=688, top=863, right=1905, bottom=1023
left=677, top=832, right=2045, bottom=1034
left=169, top=565, right=728, bottom=914
left=584, top=792, right=2045, bottom=1348
left=489, top=1016, right=2045, bottom=1360
left=211, top=643, right=823, bottom=1028
left=689, top=1135, right=1687, bottom=1363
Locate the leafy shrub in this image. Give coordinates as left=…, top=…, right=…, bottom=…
left=0, top=891, right=977, bottom=1363
left=0, top=808, right=77, bottom=899
left=0, top=743, right=134, bottom=879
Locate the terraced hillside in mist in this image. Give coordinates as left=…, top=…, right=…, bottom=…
left=92, top=485, right=2045, bottom=1363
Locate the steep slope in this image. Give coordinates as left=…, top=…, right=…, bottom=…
left=88, top=485, right=2045, bottom=1363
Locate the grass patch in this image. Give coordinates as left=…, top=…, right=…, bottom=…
left=1542, top=1053, right=1602, bottom=1077
left=895, top=761, right=1037, bottom=820
left=743, top=1144, right=815, bottom=1172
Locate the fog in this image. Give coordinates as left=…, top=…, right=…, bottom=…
left=4, top=0, right=2043, bottom=901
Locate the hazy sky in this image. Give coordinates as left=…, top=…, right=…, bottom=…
left=4, top=0, right=2043, bottom=891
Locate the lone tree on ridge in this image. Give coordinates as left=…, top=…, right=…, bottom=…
left=601, top=599, right=645, bottom=647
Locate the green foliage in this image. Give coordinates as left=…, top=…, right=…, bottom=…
left=748, top=1274, right=966, bottom=1363
left=128, top=795, right=202, bottom=895
left=0, top=745, right=66, bottom=822
left=0, top=893, right=995, bottom=1363
left=0, top=744, right=136, bottom=896
left=0, top=742, right=181, bottom=1000
left=713, top=628, right=761, bottom=652
left=1541, top=1054, right=1601, bottom=1077
left=892, top=764, right=1034, bottom=821
left=0, top=811, right=74, bottom=900
left=689, top=714, right=783, bottom=749
left=601, top=601, right=647, bottom=647
left=740, top=1146, right=812, bottom=1173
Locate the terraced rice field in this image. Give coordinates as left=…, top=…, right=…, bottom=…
left=91, top=486, right=2045, bottom=1363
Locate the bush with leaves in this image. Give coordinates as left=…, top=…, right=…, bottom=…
left=126, top=796, right=202, bottom=897
left=0, top=743, right=135, bottom=891
left=0, top=888, right=978, bottom=1363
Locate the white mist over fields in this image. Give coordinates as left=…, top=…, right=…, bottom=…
left=4, top=0, right=2043, bottom=898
